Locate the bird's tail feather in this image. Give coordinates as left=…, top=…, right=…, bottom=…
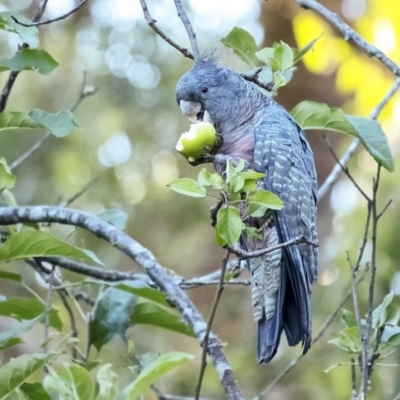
left=257, top=264, right=287, bottom=363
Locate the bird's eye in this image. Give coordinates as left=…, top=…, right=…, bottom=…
left=201, top=87, right=209, bottom=94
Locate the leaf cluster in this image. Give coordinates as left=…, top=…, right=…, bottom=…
left=168, top=159, right=283, bottom=246
left=326, top=293, right=400, bottom=373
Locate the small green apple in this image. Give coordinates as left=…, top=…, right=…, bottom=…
left=176, top=123, right=217, bottom=162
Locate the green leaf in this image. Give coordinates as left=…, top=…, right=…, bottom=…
left=197, top=168, right=212, bottom=186
left=0, top=353, right=56, bottom=400
left=385, top=304, right=400, bottom=326
left=234, top=158, right=246, bottom=173
left=44, top=365, right=94, bottom=400
left=229, top=175, right=245, bottom=193
left=290, top=101, right=395, bottom=172
left=97, top=209, right=128, bottom=230
left=28, top=109, right=78, bottom=137
left=221, top=27, right=257, bottom=67
left=0, top=158, right=15, bottom=190
left=0, top=230, right=102, bottom=265
left=0, top=110, right=78, bottom=137
left=241, top=179, right=258, bottom=192
left=372, top=292, right=394, bottom=329
left=239, top=171, right=265, bottom=180
left=341, top=309, right=357, bottom=328
left=20, top=382, right=50, bottom=400
left=0, top=337, right=23, bottom=352
left=293, top=35, right=322, bottom=64
left=59, top=365, right=95, bottom=400
left=247, top=190, right=284, bottom=217
left=0, top=298, right=62, bottom=331
left=210, top=173, right=224, bottom=189
left=386, top=333, right=400, bottom=346
left=273, top=72, right=286, bottom=88
left=347, top=116, right=394, bottom=172
left=130, top=302, right=195, bottom=337
left=167, top=178, right=206, bottom=197
left=255, top=48, right=274, bottom=65
left=245, top=227, right=263, bottom=240
left=0, top=49, right=58, bottom=75
left=216, top=206, right=243, bottom=246
left=95, top=364, right=119, bottom=400
left=0, top=12, right=38, bottom=47
left=274, top=42, right=294, bottom=70
left=0, top=313, right=49, bottom=346
left=121, top=352, right=194, bottom=400
left=225, top=161, right=237, bottom=184
left=0, top=270, right=21, bottom=282
left=115, top=280, right=169, bottom=307
left=328, top=326, right=361, bottom=354
left=89, top=287, right=138, bottom=352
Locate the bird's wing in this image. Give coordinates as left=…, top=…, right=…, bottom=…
left=253, top=102, right=318, bottom=349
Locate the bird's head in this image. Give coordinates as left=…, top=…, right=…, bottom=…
left=175, top=59, right=246, bottom=128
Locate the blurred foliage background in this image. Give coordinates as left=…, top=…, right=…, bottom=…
left=0, top=0, right=399, bottom=398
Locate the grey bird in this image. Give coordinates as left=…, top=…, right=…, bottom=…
left=175, top=58, right=318, bottom=363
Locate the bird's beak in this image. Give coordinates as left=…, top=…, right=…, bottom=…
left=179, top=100, right=214, bottom=124
left=179, top=100, right=202, bottom=123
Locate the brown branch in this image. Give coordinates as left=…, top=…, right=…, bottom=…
left=322, top=134, right=371, bottom=203
left=195, top=250, right=230, bottom=400
left=172, top=0, right=201, bottom=61
left=227, top=235, right=318, bottom=259
left=240, top=69, right=273, bottom=92
left=11, top=0, right=88, bottom=27
left=139, top=0, right=194, bottom=60
left=296, top=0, right=400, bottom=77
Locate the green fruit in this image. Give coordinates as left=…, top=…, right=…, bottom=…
left=175, top=123, right=217, bottom=162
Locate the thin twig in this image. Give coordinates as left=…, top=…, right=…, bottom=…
left=172, top=0, right=201, bottom=61
left=57, top=289, right=79, bottom=360
left=59, top=177, right=100, bottom=207
left=43, top=264, right=55, bottom=354
left=227, top=235, right=318, bottom=259
left=317, top=78, right=400, bottom=200
left=296, top=0, right=400, bottom=77
left=33, top=0, right=50, bottom=22
left=254, top=273, right=366, bottom=399
left=70, top=71, right=99, bottom=113
left=241, top=69, right=274, bottom=92
left=195, top=250, right=230, bottom=400
left=322, top=134, right=371, bottom=203
left=9, top=132, right=51, bottom=171
left=139, top=0, right=194, bottom=60
left=361, top=166, right=381, bottom=398
left=12, top=0, right=88, bottom=27
left=377, top=199, right=392, bottom=220
left=351, top=357, right=357, bottom=400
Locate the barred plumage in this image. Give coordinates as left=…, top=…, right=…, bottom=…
left=176, top=60, right=318, bottom=363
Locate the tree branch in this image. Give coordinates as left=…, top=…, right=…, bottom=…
left=296, top=0, right=400, bottom=77
left=227, top=235, right=318, bottom=259
left=172, top=0, right=201, bottom=61
left=317, top=77, right=400, bottom=200
left=12, top=0, right=88, bottom=27
left=0, top=206, right=244, bottom=400
left=139, top=0, right=194, bottom=60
